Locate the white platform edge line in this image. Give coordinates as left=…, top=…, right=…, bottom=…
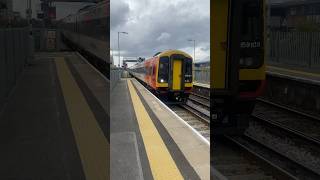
left=193, top=82, right=210, bottom=88
left=266, top=70, right=320, bottom=85
left=75, top=52, right=109, bottom=82
left=211, top=167, right=228, bottom=180
left=132, top=79, right=210, bottom=146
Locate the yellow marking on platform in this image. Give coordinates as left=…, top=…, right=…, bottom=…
left=268, top=66, right=320, bottom=78
left=55, top=58, right=108, bottom=180
left=127, top=79, right=183, bottom=180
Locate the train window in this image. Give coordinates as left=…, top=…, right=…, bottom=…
left=158, top=57, right=169, bottom=83
left=239, top=0, right=263, bottom=69
left=185, top=59, right=192, bottom=83
left=241, top=1, right=262, bottom=41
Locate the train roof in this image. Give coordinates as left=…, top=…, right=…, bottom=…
left=156, top=49, right=193, bottom=59
left=129, top=49, right=192, bottom=69
left=61, top=0, right=109, bottom=22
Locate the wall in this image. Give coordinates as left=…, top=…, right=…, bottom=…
left=0, top=27, right=31, bottom=110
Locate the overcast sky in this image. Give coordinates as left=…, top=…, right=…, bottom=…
left=110, top=0, right=210, bottom=65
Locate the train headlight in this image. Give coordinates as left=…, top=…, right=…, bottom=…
left=185, top=75, right=192, bottom=83
left=245, top=57, right=254, bottom=66
left=239, top=57, right=259, bottom=68
left=160, top=79, right=164, bottom=83
left=240, top=58, right=244, bottom=65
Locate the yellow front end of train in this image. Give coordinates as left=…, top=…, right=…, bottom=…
left=211, top=0, right=266, bottom=134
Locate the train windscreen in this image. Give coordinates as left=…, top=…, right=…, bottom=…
left=158, top=57, right=169, bottom=83
left=239, top=0, right=263, bottom=68
left=185, top=59, right=192, bottom=83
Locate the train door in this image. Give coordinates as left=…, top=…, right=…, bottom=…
left=172, top=59, right=182, bottom=90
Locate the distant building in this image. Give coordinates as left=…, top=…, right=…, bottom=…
left=194, top=61, right=210, bottom=68
left=270, top=0, right=320, bottom=31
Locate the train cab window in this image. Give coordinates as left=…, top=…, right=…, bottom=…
left=241, top=1, right=262, bottom=41
left=185, top=59, right=192, bottom=83
left=158, top=56, right=169, bottom=83
left=239, top=0, right=263, bottom=69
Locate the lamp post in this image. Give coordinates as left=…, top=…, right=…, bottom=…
left=188, top=39, right=196, bottom=61
left=110, top=48, right=114, bottom=65
left=118, top=31, right=128, bottom=67
left=188, top=39, right=196, bottom=83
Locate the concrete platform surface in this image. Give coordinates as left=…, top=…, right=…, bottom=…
left=111, top=77, right=209, bottom=180
left=0, top=52, right=108, bottom=180
left=194, top=82, right=210, bottom=89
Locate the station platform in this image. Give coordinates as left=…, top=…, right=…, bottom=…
left=0, top=52, right=108, bottom=180
left=110, top=78, right=210, bottom=179
left=194, top=82, right=210, bottom=89
left=266, top=65, right=320, bottom=85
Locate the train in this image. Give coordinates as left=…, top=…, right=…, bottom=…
left=211, top=0, right=266, bottom=134
left=128, top=50, right=193, bottom=102
left=59, top=0, right=109, bottom=77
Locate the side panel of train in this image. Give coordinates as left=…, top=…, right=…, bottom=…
left=60, top=1, right=109, bottom=63
left=62, top=30, right=108, bottom=62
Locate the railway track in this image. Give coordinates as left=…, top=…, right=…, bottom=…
left=248, top=99, right=320, bottom=178
left=175, top=84, right=320, bottom=178
left=168, top=92, right=210, bottom=142
left=188, top=85, right=320, bottom=179
left=254, top=98, right=320, bottom=146
left=212, top=135, right=300, bottom=180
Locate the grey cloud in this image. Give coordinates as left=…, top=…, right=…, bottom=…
left=156, top=32, right=171, bottom=43
left=111, top=0, right=210, bottom=62
left=111, top=1, right=130, bottom=29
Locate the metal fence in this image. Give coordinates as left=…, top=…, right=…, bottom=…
left=110, top=68, right=122, bottom=90
left=0, top=28, right=32, bottom=110
left=194, top=66, right=210, bottom=84
left=268, top=31, right=320, bottom=68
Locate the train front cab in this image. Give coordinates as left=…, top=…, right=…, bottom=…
left=155, top=51, right=193, bottom=102
left=211, top=0, right=266, bottom=135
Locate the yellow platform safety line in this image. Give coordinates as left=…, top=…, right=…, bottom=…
left=127, top=79, right=183, bottom=180
left=268, top=66, right=320, bottom=78
left=55, top=58, right=108, bottom=180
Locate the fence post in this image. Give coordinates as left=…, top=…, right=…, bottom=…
left=28, top=30, right=34, bottom=64
left=0, top=29, right=5, bottom=110
left=308, top=32, right=313, bottom=68
left=276, top=32, right=280, bottom=63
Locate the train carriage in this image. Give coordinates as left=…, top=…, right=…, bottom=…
left=59, top=0, right=109, bottom=77
left=129, top=50, right=193, bottom=102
